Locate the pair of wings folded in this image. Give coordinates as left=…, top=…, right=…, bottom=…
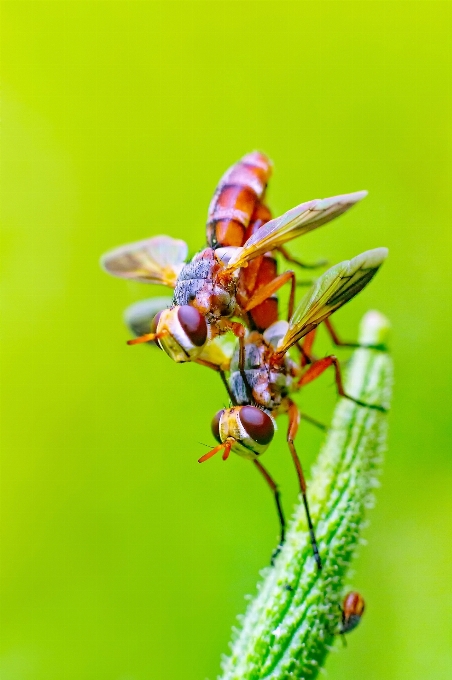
left=100, top=190, right=368, bottom=287
left=124, top=248, right=388, bottom=364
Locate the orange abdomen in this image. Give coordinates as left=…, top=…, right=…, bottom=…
left=239, top=202, right=279, bottom=332
left=207, top=152, right=272, bottom=248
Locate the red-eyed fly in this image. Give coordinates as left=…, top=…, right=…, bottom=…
left=203, top=248, right=388, bottom=569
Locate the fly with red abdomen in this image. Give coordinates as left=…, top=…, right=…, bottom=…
left=101, top=152, right=368, bottom=370
left=202, top=248, right=389, bottom=569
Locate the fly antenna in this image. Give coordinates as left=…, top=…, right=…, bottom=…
left=127, top=330, right=167, bottom=346
left=198, top=440, right=232, bottom=463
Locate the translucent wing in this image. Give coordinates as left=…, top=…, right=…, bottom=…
left=100, top=235, right=188, bottom=286
left=275, top=248, right=388, bottom=354
left=124, top=297, right=173, bottom=338
left=226, top=191, right=367, bottom=270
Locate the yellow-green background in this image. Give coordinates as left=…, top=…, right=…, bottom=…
left=2, top=2, right=451, bottom=679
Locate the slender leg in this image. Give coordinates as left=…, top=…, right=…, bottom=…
left=223, top=321, right=254, bottom=403
left=277, top=245, right=327, bottom=270
left=298, top=355, right=387, bottom=412
left=295, top=328, right=318, bottom=367
left=245, top=270, right=296, bottom=321
left=287, top=400, right=322, bottom=570
left=253, top=459, right=286, bottom=563
left=219, top=369, right=236, bottom=406
left=302, top=328, right=317, bottom=360
left=300, top=412, right=327, bottom=432
left=195, top=358, right=236, bottom=405
left=324, top=318, right=386, bottom=351
left=296, top=343, right=312, bottom=367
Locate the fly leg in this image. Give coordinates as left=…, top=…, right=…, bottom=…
left=287, top=400, right=322, bottom=570
left=324, top=318, right=387, bottom=351
left=300, top=412, right=328, bottom=432
left=222, top=321, right=254, bottom=403
left=253, top=459, right=286, bottom=564
left=245, top=270, right=296, bottom=321
left=277, top=245, right=327, bottom=270
left=295, top=328, right=318, bottom=367
left=298, top=355, right=387, bottom=412
left=194, top=358, right=236, bottom=405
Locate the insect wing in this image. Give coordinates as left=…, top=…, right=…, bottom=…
left=124, top=297, right=173, bottom=338
left=276, top=247, right=388, bottom=353
left=101, top=235, right=188, bottom=286
left=226, top=191, right=367, bottom=270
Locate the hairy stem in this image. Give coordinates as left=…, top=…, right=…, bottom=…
left=220, top=311, right=392, bottom=680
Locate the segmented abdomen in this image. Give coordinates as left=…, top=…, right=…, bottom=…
left=241, top=202, right=279, bottom=331
left=206, top=152, right=272, bottom=248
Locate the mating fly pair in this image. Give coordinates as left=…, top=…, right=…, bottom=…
left=101, top=152, right=368, bottom=377
left=101, top=152, right=387, bottom=570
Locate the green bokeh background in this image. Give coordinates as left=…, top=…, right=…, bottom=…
left=2, top=2, right=451, bottom=679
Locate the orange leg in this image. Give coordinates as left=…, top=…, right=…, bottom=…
left=287, top=400, right=322, bottom=570
left=324, top=318, right=386, bottom=351
left=277, top=245, right=327, bottom=270
left=295, top=328, right=318, bottom=367
left=253, top=459, right=286, bottom=559
left=245, top=270, right=296, bottom=321
left=298, top=355, right=387, bottom=412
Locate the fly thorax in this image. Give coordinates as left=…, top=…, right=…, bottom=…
left=173, top=249, right=217, bottom=313
left=229, top=334, right=276, bottom=408
left=173, top=248, right=237, bottom=318
left=230, top=367, right=272, bottom=408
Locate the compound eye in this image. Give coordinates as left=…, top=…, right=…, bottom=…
left=239, top=406, right=274, bottom=446
left=177, top=306, right=208, bottom=347
left=211, top=410, right=224, bottom=443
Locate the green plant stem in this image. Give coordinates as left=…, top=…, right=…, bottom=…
left=220, top=311, right=392, bottom=680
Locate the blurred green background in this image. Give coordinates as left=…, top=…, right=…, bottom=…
left=2, top=2, right=451, bottom=679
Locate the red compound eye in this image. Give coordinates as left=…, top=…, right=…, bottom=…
left=239, top=406, right=274, bottom=446
left=211, top=410, right=224, bottom=444
left=177, top=306, right=207, bottom=347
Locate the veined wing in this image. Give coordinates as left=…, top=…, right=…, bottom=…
left=124, top=297, right=173, bottom=338
left=275, top=248, right=388, bottom=355
left=101, top=235, right=188, bottom=286
left=226, top=191, right=367, bottom=270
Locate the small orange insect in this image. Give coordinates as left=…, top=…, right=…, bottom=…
left=340, top=591, right=365, bottom=634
